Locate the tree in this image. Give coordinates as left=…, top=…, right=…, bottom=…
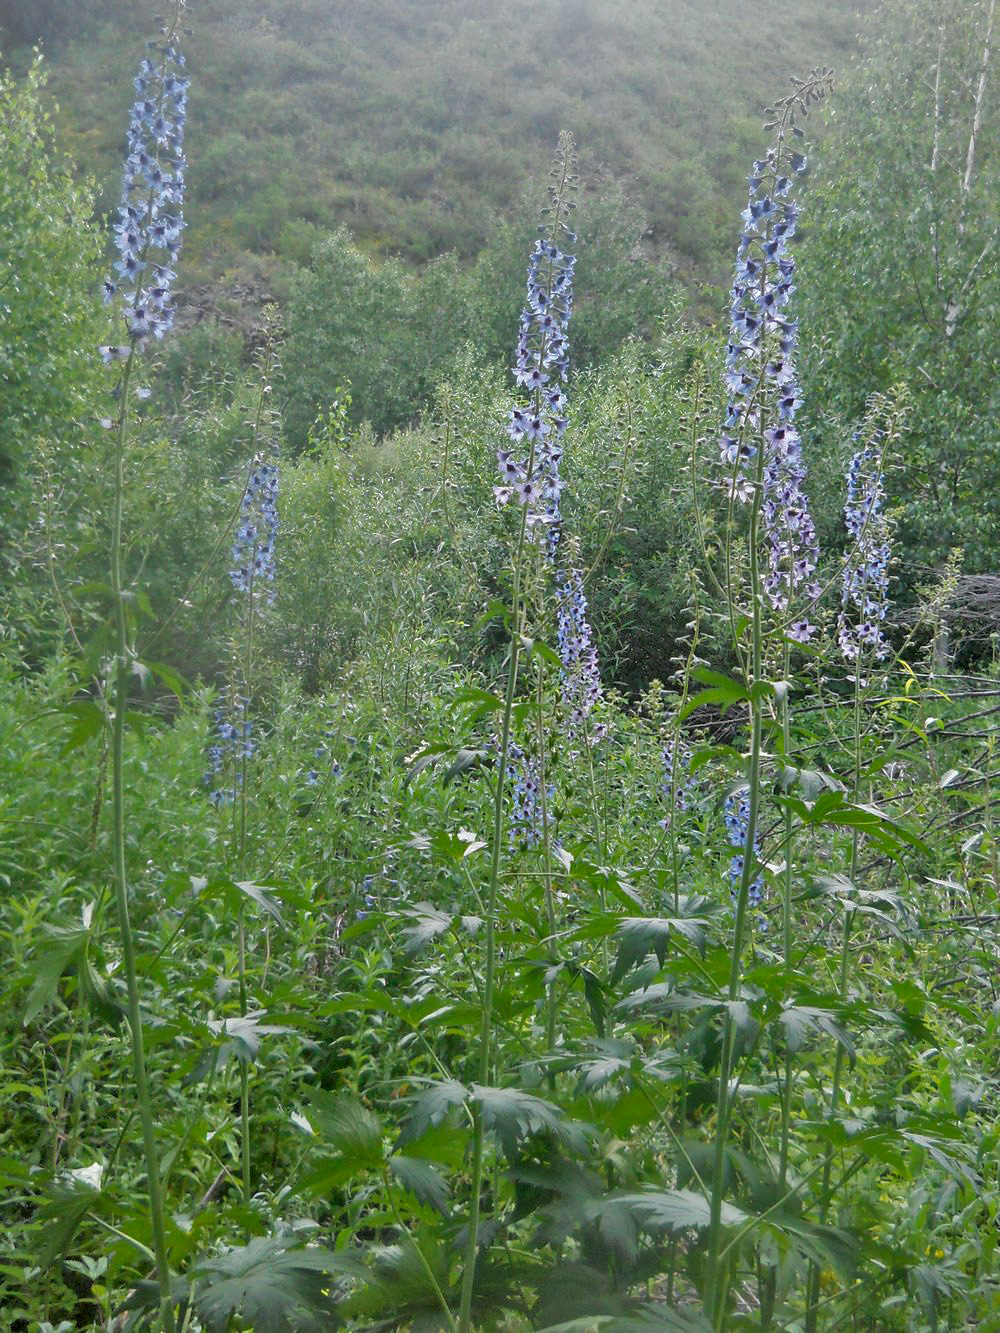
left=799, top=0, right=1000, bottom=580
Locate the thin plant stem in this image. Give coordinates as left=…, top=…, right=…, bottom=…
left=109, top=349, right=176, bottom=1333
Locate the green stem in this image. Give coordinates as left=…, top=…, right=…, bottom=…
left=804, top=668, right=863, bottom=1331
left=535, top=664, right=558, bottom=1070
left=456, top=497, right=531, bottom=1333
left=109, top=350, right=176, bottom=1333
left=703, top=466, right=765, bottom=1328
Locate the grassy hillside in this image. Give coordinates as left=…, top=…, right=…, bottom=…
left=5, top=0, right=871, bottom=287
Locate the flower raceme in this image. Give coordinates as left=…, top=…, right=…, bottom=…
left=494, top=138, right=577, bottom=553
left=231, top=458, right=280, bottom=601
left=100, top=28, right=188, bottom=360
left=837, top=441, right=892, bottom=662
left=721, top=139, right=820, bottom=636
left=555, top=566, right=604, bottom=742
left=723, top=791, right=765, bottom=909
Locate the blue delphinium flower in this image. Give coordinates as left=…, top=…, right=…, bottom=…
left=100, top=23, right=188, bottom=358
left=662, top=727, right=694, bottom=813
left=204, top=690, right=254, bottom=806
left=555, top=566, right=604, bottom=742
left=723, top=791, right=765, bottom=908
left=504, top=741, right=554, bottom=848
left=230, top=458, right=279, bottom=601
left=721, top=141, right=820, bottom=632
left=494, top=139, right=576, bottom=554
left=837, top=439, right=892, bottom=663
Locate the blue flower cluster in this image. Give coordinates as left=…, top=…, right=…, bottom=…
left=100, top=27, right=188, bottom=360
left=494, top=227, right=575, bottom=546
left=555, top=567, right=604, bottom=741
left=205, top=691, right=254, bottom=806
left=838, top=442, right=892, bottom=662
left=662, top=728, right=694, bottom=812
left=505, top=741, right=553, bottom=848
left=721, top=142, right=819, bottom=638
left=723, top=791, right=765, bottom=908
left=231, top=458, right=279, bottom=599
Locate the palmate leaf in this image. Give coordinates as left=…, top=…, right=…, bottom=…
left=306, top=1088, right=384, bottom=1168
left=396, top=1078, right=469, bottom=1147
left=193, top=1235, right=362, bottom=1332
left=388, top=1153, right=451, bottom=1215
left=611, top=916, right=709, bottom=982
left=471, top=1084, right=585, bottom=1160
left=400, top=902, right=453, bottom=955
left=613, top=1187, right=746, bottom=1232
left=778, top=1005, right=856, bottom=1063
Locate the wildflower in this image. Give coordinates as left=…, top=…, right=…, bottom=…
left=204, top=690, right=254, bottom=806
left=103, top=27, right=188, bottom=356
left=723, top=791, right=765, bottom=909
left=556, top=567, right=603, bottom=741
left=504, top=741, right=553, bottom=848
left=721, top=136, right=819, bottom=629
left=495, top=134, right=577, bottom=555
left=661, top=725, right=695, bottom=817
left=230, top=458, right=280, bottom=601
left=837, top=441, right=892, bottom=663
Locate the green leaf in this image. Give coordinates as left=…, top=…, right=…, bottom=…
left=396, top=1079, right=468, bottom=1147
left=193, top=1235, right=362, bottom=1333
left=388, top=1154, right=451, bottom=1215
left=615, top=1187, right=746, bottom=1231
left=142, top=659, right=188, bottom=699
left=471, top=1084, right=580, bottom=1160
left=400, top=902, right=453, bottom=955
left=677, top=668, right=750, bottom=722
left=611, top=916, right=708, bottom=982
left=24, top=929, right=88, bottom=1025
left=306, top=1089, right=384, bottom=1169
left=58, top=701, right=105, bottom=756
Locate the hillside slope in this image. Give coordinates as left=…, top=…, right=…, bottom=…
left=4, top=0, right=872, bottom=286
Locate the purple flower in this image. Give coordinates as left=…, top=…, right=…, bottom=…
left=495, top=135, right=577, bottom=555
left=720, top=131, right=820, bottom=631
left=837, top=440, right=893, bottom=663
left=230, top=458, right=280, bottom=600
left=102, top=18, right=188, bottom=357
left=556, top=567, right=603, bottom=741
left=723, top=791, right=765, bottom=909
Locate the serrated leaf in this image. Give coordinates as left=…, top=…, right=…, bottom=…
left=616, top=1187, right=745, bottom=1231
left=193, top=1236, right=361, bottom=1333
left=400, top=902, right=453, bottom=955
left=306, top=1089, right=384, bottom=1168
left=388, top=1155, right=451, bottom=1215
left=396, top=1079, right=468, bottom=1147
left=611, top=916, right=708, bottom=982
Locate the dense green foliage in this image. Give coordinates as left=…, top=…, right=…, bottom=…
left=799, top=0, right=1000, bottom=592
left=2, top=1, right=1000, bottom=1331
left=0, top=60, right=105, bottom=537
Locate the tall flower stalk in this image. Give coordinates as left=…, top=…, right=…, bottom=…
left=458, top=133, right=577, bottom=1333
left=101, top=7, right=189, bottom=1330
left=703, top=71, right=831, bottom=1327
left=804, top=415, right=894, bottom=1331
left=221, top=337, right=280, bottom=1207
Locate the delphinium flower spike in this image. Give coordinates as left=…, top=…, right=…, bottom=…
left=494, top=132, right=577, bottom=553
left=837, top=435, right=893, bottom=664
left=720, top=75, right=832, bottom=637
left=555, top=564, right=605, bottom=743
left=230, top=455, right=280, bottom=604
left=661, top=724, right=695, bottom=821
left=505, top=741, right=553, bottom=848
left=100, top=16, right=188, bottom=360
left=204, top=688, right=254, bottom=806
left=723, top=791, right=765, bottom=909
